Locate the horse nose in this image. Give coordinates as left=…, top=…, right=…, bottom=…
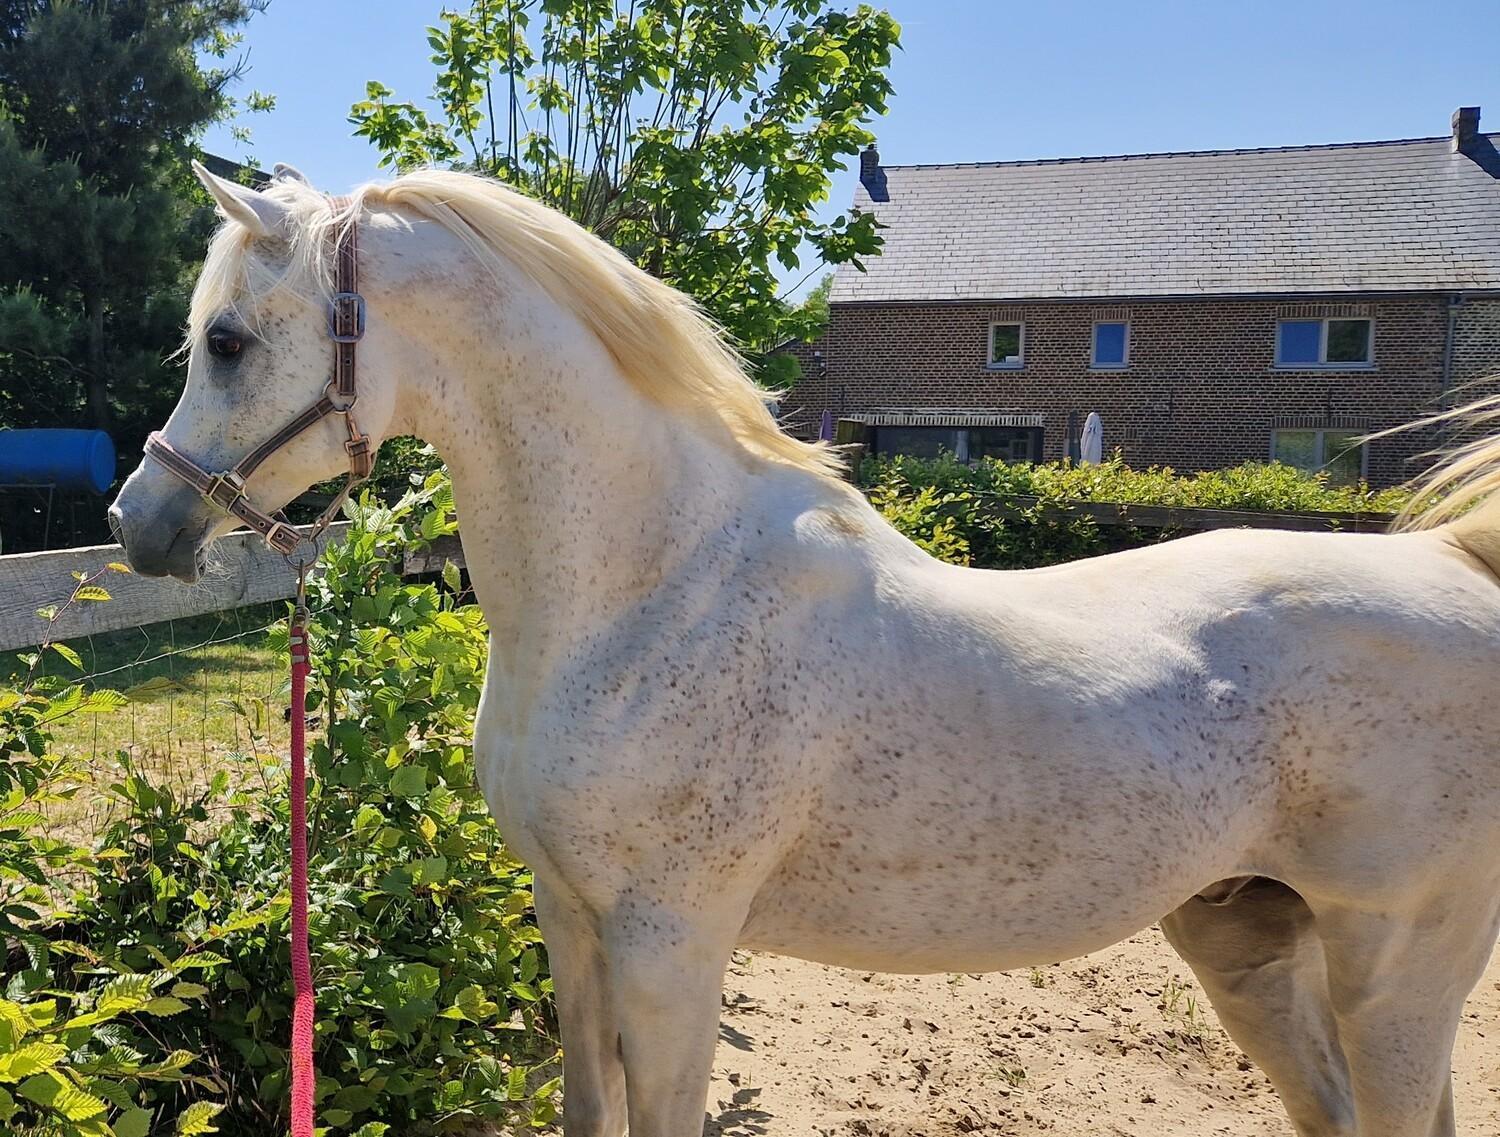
left=110, top=503, right=199, bottom=580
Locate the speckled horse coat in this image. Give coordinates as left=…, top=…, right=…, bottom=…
left=112, top=164, right=1500, bottom=1137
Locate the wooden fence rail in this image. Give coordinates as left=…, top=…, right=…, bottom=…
left=0, top=495, right=1397, bottom=652
left=0, top=524, right=350, bottom=652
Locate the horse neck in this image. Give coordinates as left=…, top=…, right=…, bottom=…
left=382, top=238, right=762, bottom=679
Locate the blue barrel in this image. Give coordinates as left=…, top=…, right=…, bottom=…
left=0, top=429, right=116, bottom=494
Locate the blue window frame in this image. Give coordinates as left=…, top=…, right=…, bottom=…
left=1092, top=321, right=1129, bottom=369
left=1276, top=318, right=1372, bottom=367
left=1277, top=320, right=1324, bottom=365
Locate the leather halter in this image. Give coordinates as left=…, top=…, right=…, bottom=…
left=145, top=204, right=373, bottom=557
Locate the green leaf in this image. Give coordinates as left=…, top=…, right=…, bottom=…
left=65, top=973, right=152, bottom=1028
left=80, top=689, right=129, bottom=712
left=48, top=642, right=82, bottom=669
left=17, top=1070, right=107, bottom=1120
left=115, top=1107, right=153, bottom=1137
left=143, top=996, right=192, bottom=1016
left=507, top=1064, right=528, bottom=1100
left=388, top=765, right=427, bottom=798
left=177, top=1101, right=225, bottom=1134
left=412, top=855, right=448, bottom=886
left=173, top=952, right=230, bottom=970
left=74, top=585, right=111, bottom=602
left=0, top=1042, right=66, bottom=1082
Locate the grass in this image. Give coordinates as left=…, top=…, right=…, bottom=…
left=2, top=603, right=289, bottom=788
left=1158, top=974, right=1209, bottom=1054
left=994, top=1066, right=1027, bottom=1090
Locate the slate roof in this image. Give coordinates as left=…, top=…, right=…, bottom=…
left=831, top=134, right=1500, bottom=303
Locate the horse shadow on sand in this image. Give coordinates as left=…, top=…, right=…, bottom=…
left=703, top=1085, right=772, bottom=1137
left=703, top=1018, right=772, bottom=1137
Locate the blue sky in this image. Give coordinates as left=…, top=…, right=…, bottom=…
left=204, top=0, right=1500, bottom=292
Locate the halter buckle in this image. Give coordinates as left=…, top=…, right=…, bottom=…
left=263, top=520, right=302, bottom=555
left=329, top=292, right=366, bottom=343
left=203, top=470, right=247, bottom=512
left=344, top=431, right=373, bottom=479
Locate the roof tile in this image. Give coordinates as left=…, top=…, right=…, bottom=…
left=832, top=136, right=1500, bottom=302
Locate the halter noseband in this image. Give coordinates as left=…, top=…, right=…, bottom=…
left=145, top=203, right=373, bottom=557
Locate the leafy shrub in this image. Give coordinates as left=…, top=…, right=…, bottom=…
left=3, top=480, right=559, bottom=1136
left=860, top=454, right=1413, bottom=568
left=0, top=572, right=228, bottom=1137
left=865, top=484, right=972, bottom=564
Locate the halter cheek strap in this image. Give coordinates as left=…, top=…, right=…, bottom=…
left=145, top=202, right=372, bottom=556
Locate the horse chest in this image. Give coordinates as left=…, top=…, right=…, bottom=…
left=473, top=654, right=819, bottom=908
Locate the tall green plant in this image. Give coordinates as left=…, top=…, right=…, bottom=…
left=68, top=477, right=557, bottom=1134
left=0, top=568, right=229, bottom=1137
left=349, top=0, right=900, bottom=381
left=3, top=479, right=558, bottom=1135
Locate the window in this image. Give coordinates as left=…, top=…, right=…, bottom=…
left=871, top=425, right=1043, bottom=464
left=968, top=427, right=1037, bottom=462
left=988, top=322, right=1024, bottom=368
left=873, top=426, right=960, bottom=460
left=1276, top=318, right=1372, bottom=367
left=1271, top=429, right=1366, bottom=485
left=1092, top=321, right=1129, bottom=369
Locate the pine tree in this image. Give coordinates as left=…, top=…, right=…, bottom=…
left=0, top=0, right=266, bottom=456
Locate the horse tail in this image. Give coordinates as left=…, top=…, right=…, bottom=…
left=1394, top=391, right=1500, bottom=578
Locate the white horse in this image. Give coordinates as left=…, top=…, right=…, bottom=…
left=111, top=163, right=1500, bottom=1137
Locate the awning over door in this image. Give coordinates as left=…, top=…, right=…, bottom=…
left=839, top=409, right=1045, bottom=428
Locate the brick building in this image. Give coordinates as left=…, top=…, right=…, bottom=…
left=782, top=108, right=1500, bottom=486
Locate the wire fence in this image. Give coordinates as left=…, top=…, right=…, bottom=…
left=5, top=602, right=293, bottom=840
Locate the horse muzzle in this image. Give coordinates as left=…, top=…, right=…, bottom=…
left=109, top=469, right=213, bottom=582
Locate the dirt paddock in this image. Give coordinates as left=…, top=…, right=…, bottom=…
left=704, top=927, right=1500, bottom=1136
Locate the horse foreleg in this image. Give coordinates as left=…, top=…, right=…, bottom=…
left=605, top=898, right=739, bottom=1137
left=1308, top=888, right=1500, bottom=1137
left=1161, top=879, right=1354, bottom=1137
left=536, top=878, right=627, bottom=1137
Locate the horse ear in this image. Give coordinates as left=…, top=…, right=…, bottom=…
left=191, top=159, right=292, bottom=240
left=272, top=162, right=309, bottom=184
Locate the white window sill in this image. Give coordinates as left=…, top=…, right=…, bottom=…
left=985, top=363, right=1025, bottom=371
left=1270, top=363, right=1375, bottom=372
left=1089, top=365, right=1129, bottom=373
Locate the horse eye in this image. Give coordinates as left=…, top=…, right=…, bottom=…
left=207, top=332, right=243, bottom=359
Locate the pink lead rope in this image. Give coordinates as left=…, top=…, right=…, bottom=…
left=144, top=191, right=365, bottom=1137
left=289, top=588, right=316, bottom=1137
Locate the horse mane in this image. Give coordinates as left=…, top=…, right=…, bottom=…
left=1388, top=390, right=1500, bottom=532
left=189, top=168, right=845, bottom=483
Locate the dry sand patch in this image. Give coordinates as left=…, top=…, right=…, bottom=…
left=705, top=927, right=1500, bottom=1136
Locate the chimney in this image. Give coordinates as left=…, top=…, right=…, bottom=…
left=1453, top=106, right=1481, bottom=153
left=859, top=142, right=888, bottom=202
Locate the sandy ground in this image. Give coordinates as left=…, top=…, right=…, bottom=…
left=702, top=928, right=1500, bottom=1136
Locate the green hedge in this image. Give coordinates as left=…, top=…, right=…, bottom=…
left=860, top=454, right=1413, bottom=568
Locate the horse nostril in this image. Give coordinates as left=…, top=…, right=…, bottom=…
left=106, top=506, right=125, bottom=545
